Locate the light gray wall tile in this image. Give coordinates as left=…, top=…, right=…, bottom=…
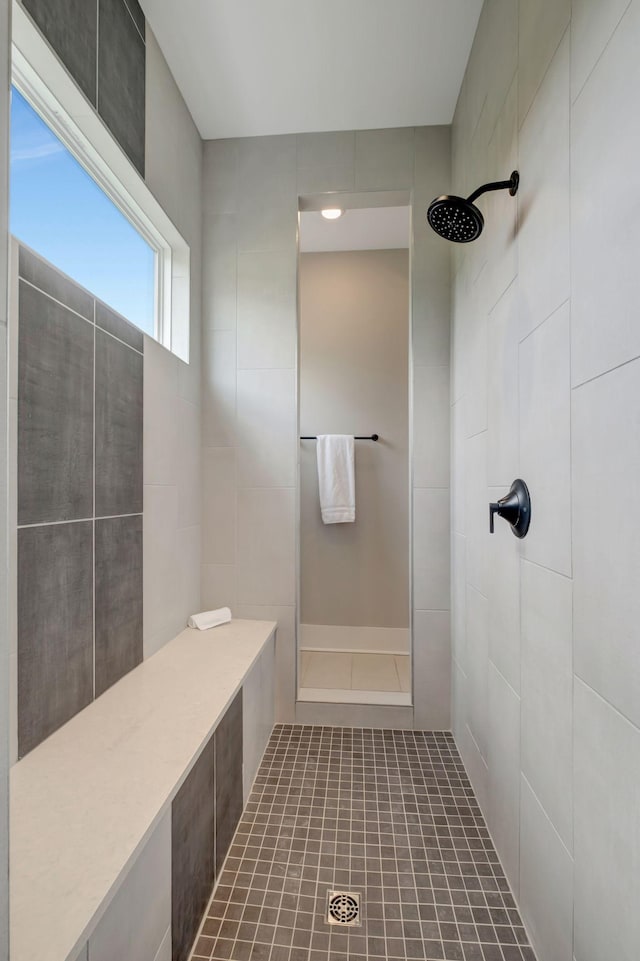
left=413, top=611, right=450, bottom=730
left=518, top=0, right=570, bottom=125
left=202, top=212, right=237, bottom=331
left=464, top=431, right=488, bottom=597
left=518, top=31, right=570, bottom=341
left=18, top=522, right=93, bottom=756
left=487, top=663, right=520, bottom=896
left=202, top=139, right=239, bottom=215
left=487, top=493, right=521, bottom=693
left=95, top=328, right=143, bottom=517
left=143, top=484, right=181, bottom=656
left=413, top=366, right=450, bottom=489
left=487, top=281, right=519, bottom=487
left=519, top=301, right=571, bottom=578
left=236, top=369, right=296, bottom=488
left=412, top=488, right=450, bottom=612
left=98, top=0, right=146, bottom=173
left=202, top=329, right=237, bottom=447
left=574, top=679, right=640, bottom=961
left=18, top=246, right=93, bottom=320
left=460, top=723, right=488, bottom=813
left=237, top=249, right=297, bottom=369
left=143, top=337, right=180, bottom=487
left=18, top=281, right=94, bottom=525
left=520, top=777, right=574, bottom=961
left=521, top=559, right=573, bottom=851
left=570, top=0, right=640, bottom=387
left=242, top=633, right=275, bottom=801
left=202, top=447, right=236, bottom=566
left=451, top=532, right=466, bottom=670
left=235, top=605, right=295, bottom=724
left=237, top=488, right=295, bottom=606
left=201, top=563, right=237, bottom=613
left=570, top=0, right=632, bottom=101
left=95, top=515, right=143, bottom=697
left=572, top=357, right=640, bottom=728
left=451, top=401, right=465, bottom=536
left=176, top=397, right=201, bottom=530
left=465, top=584, right=488, bottom=761
left=485, top=76, right=518, bottom=312
left=355, top=127, right=414, bottom=190
left=297, top=130, right=355, bottom=194
left=90, top=811, right=170, bottom=961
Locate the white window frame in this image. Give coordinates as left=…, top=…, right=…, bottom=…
left=11, top=0, right=191, bottom=361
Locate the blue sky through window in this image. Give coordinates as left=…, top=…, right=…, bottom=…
left=10, top=88, right=156, bottom=335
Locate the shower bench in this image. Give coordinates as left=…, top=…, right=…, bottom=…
left=10, top=618, right=277, bottom=961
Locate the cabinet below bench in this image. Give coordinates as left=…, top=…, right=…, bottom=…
left=10, top=619, right=276, bottom=961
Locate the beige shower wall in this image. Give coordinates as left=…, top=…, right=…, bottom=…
left=201, top=126, right=451, bottom=727
left=299, top=249, right=409, bottom=632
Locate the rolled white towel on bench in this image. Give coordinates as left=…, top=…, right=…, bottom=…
left=187, top=607, right=232, bottom=630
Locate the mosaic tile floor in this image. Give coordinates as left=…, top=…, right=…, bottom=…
left=191, top=726, right=536, bottom=961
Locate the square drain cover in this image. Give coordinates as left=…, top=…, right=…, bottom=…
left=326, top=890, right=361, bottom=926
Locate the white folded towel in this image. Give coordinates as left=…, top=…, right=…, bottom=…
left=187, top=607, right=232, bottom=630
left=316, top=434, right=355, bottom=524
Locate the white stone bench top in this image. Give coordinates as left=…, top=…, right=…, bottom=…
left=10, top=619, right=277, bottom=961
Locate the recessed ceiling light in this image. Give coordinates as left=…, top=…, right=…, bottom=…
left=321, top=208, right=343, bottom=220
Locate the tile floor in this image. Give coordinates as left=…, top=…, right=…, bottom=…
left=190, top=725, right=536, bottom=961
left=299, top=652, right=411, bottom=693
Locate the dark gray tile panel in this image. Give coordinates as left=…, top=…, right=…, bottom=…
left=123, top=0, right=145, bottom=37
left=172, top=736, right=215, bottom=961
left=94, top=514, right=143, bottom=696
left=95, top=300, right=144, bottom=353
left=19, top=246, right=94, bottom=321
left=22, top=0, right=97, bottom=103
left=215, top=689, right=244, bottom=874
left=98, top=0, right=146, bottom=174
left=18, top=522, right=93, bottom=757
left=95, top=328, right=143, bottom=517
left=18, top=280, right=94, bottom=525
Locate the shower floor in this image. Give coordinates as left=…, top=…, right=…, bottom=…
left=189, top=725, right=536, bottom=961
left=299, top=652, right=411, bottom=704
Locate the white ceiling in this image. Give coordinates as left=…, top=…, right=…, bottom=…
left=139, top=0, right=483, bottom=140
left=300, top=206, right=410, bottom=252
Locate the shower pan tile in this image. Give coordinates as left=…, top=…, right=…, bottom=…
left=351, top=653, right=402, bottom=693
left=191, top=726, right=536, bottom=961
left=300, top=651, right=353, bottom=690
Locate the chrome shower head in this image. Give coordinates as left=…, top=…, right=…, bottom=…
left=427, top=170, right=519, bottom=243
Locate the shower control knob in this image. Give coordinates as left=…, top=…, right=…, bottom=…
left=489, top=479, right=531, bottom=538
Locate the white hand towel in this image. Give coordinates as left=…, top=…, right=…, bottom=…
left=187, top=607, right=232, bottom=630
left=316, top=434, right=355, bottom=524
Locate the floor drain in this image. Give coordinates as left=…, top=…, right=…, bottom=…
left=326, top=890, right=361, bottom=926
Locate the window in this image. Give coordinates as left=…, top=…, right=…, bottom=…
left=10, top=87, right=156, bottom=336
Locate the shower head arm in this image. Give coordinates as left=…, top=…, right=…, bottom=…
left=466, top=170, right=519, bottom=205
